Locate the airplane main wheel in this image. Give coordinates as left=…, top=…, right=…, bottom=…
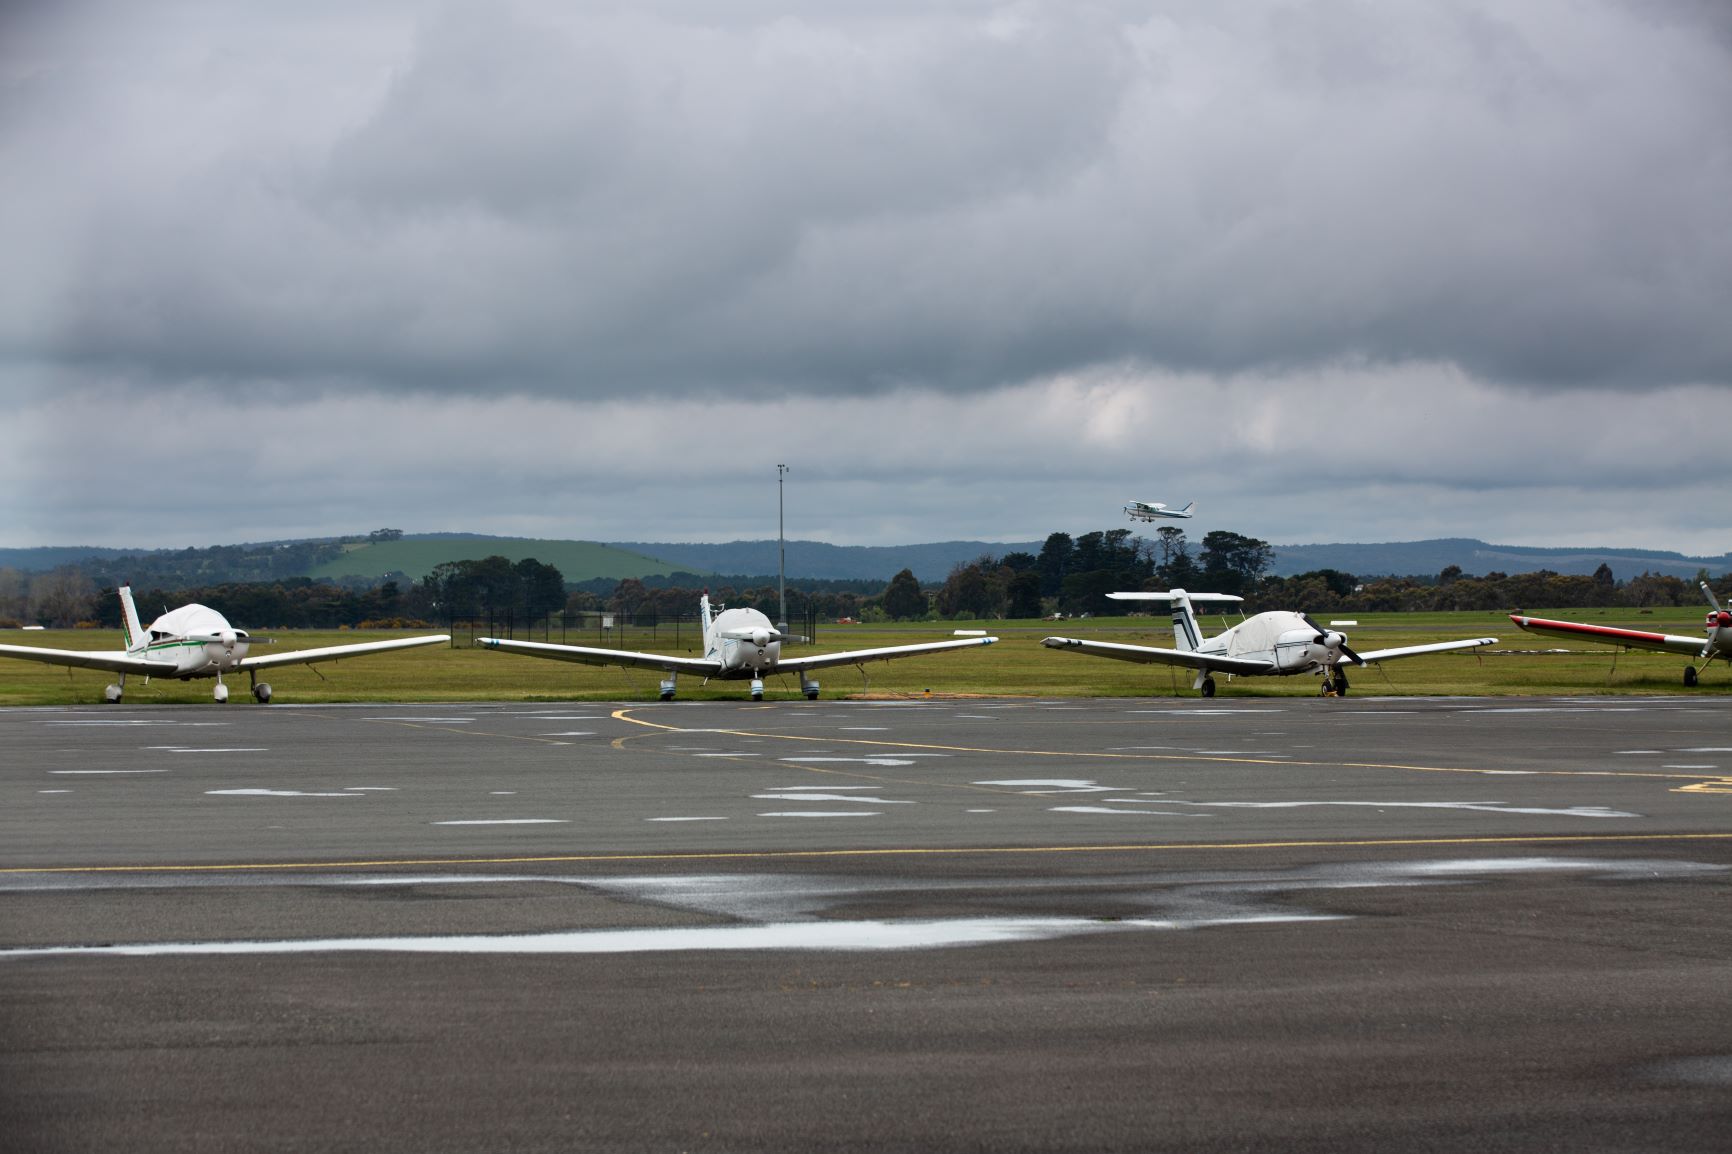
left=1200, top=677, right=1216, bottom=699
left=253, top=682, right=273, bottom=704
left=804, top=691, right=819, bottom=701
left=1685, top=666, right=1699, bottom=687
left=659, top=692, right=675, bottom=702
left=104, top=684, right=123, bottom=703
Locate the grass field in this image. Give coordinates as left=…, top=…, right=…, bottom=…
left=1, top=606, right=1726, bottom=705
left=304, top=536, right=682, bottom=582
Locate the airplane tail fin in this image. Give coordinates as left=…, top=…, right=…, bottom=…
left=1166, top=589, right=1203, bottom=652
left=1178, top=501, right=1195, bottom=517
left=118, top=586, right=147, bottom=654
left=1107, top=589, right=1240, bottom=651
left=699, top=592, right=716, bottom=650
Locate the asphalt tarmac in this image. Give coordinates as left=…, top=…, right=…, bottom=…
left=4, top=695, right=1731, bottom=1152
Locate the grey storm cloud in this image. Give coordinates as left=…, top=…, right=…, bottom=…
left=5, top=0, right=1731, bottom=402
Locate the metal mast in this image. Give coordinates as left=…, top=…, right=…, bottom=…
left=777, top=464, right=789, bottom=632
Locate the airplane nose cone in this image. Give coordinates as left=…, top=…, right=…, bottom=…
left=219, top=629, right=236, bottom=650
left=751, top=627, right=771, bottom=648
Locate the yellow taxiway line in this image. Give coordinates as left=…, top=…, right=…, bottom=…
left=5, top=832, right=1732, bottom=876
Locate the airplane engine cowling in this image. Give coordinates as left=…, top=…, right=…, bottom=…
left=1275, top=629, right=1326, bottom=671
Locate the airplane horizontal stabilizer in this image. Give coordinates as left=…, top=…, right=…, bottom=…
left=1106, top=591, right=1243, bottom=604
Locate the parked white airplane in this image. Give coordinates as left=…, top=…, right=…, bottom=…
left=478, top=593, right=996, bottom=700
left=1510, top=582, right=1732, bottom=686
left=1125, top=499, right=1194, bottom=522
left=0, top=586, right=449, bottom=703
left=1042, top=590, right=1496, bottom=697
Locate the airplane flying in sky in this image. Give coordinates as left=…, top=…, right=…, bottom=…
left=1042, top=590, right=1497, bottom=697
left=0, top=585, right=449, bottom=703
left=1510, top=582, right=1732, bottom=686
left=478, top=593, right=996, bottom=700
left=1124, top=499, right=1194, bottom=522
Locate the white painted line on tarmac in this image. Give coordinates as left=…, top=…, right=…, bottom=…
left=753, top=792, right=912, bottom=804
left=758, top=811, right=881, bottom=818
left=207, top=788, right=363, bottom=798
left=0, top=913, right=1339, bottom=959
left=1050, top=805, right=1207, bottom=816
left=144, top=747, right=268, bottom=753
left=1168, top=800, right=1639, bottom=818
left=50, top=769, right=166, bottom=775
left=432, top=818, right=569, bottom=826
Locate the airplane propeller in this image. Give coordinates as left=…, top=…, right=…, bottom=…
left=1301, top=613, right=1364, bottom=666
left=1701, top=581, right=1730, bottom=621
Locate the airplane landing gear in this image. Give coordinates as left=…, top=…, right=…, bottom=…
left=659, top=677, right=677, bottom=702
left=104, top=682, right=124, bottom=703
left=801, top=675, right=820, bottom=701
left=1327, top=669, right=1349, bottom=697
left=1685, top=666, right=1699, bottom=687
left=213, top=677, right=229, bottom=704
left=1199, top=676, right=1217, bottom=698
left=750, top=677, right=765, bottom=702
left=253, top=682, right=272, bottom=703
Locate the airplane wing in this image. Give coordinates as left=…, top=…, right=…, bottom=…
left=1040, top=636, right=1273, bottom=675
left=1509, top=616, right=1706, bottom=657
left=475, top=637, right=721, bottom=676
left=773, top=636, right=998, bottom=673
left=237, top=634, right=450, bottom=671
left=1342, top=638, right=1499, bottom=664
left=0, top=643, right=178, bottom=677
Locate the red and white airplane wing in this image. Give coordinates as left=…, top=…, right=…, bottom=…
left=1509, top=616, right=1706, bottom=657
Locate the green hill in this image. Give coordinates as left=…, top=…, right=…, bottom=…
left=306, top=536, right=686, bottom=582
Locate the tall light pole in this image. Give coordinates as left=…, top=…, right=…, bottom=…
left=777, top=464, right=789, bottom=632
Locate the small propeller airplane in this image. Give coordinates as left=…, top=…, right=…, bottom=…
left=1510, top=582, right=1732, bottom=686
left=478, top=593, right=996, bottom=700
left=1042, top=589, right=1497, bottom=697
left=0, top=585, right=449, bottom=703
left=1124, top=499, right=1194, bottom=522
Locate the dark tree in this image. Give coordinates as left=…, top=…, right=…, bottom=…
left=935, top=563, right=994, bottom=619
left=515, top=558, right=568, bottom=618
left=881, top=569, right=927, bottom=621
left=1199, top=531, right=1274, bottom=597
left=1005, top=570, right=1043, bottom=619
left=1036, top=533, right=1074, bottom=597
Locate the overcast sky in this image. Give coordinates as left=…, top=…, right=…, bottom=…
left=4, top=0, right=1729, bottom=554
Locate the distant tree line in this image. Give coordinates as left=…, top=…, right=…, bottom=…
left=5, top=532, right=1730, bottom=629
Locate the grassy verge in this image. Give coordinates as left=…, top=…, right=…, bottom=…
left=0, top=608, right=1724, bottom=705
